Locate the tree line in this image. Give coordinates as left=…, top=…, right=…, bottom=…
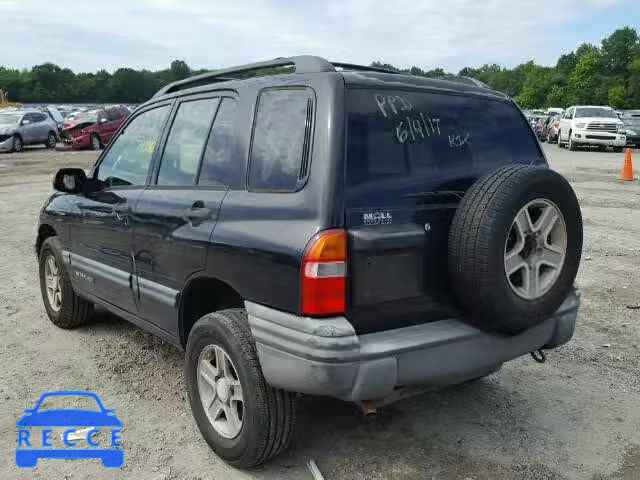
left=1, top=27, right=639, bottom=109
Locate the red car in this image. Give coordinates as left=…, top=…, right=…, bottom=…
left=60, top=106, right=130, bottom=150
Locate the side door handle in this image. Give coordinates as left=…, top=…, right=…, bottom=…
left=184, top=201, right=212, bottom=224
left=112, top=205, right=131, bottom=223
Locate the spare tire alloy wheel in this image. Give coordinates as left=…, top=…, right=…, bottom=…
left=504, top=199, right=566, bottom=300
left=197, top=344, right=244, bottom=439
left=448, top=165, right=582, bottom=333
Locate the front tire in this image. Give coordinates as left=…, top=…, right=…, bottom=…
left=185, top=308, right=296, bottom=467
left=38, top=237, right=94, bottom=328
left=613, top=146, right=624, bottom=153
left=45, top=131, right=57, bottom=149
left=12, top=134, right=23, bottom=152
left=90, top=134, right=101, bottom=150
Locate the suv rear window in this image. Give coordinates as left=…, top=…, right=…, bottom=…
left=346, top=89, right=543, bottom=204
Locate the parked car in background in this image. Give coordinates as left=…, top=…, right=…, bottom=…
left=528, top=115, right=549, bottom=140
left=544, top=114, right=561, bottom=143
left=620, top=112, right=640, bottom=147
left=0, top=109, right=58, bottom=153
left=60, top=106, right=130, bottom=150
left=42, top=106, right=65, bottom=133
left=558, top=105, right=626, bottom=152
left=546, top=107, right=564, bottom=116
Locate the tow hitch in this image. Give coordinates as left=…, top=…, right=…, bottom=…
left=530, top=349, right=546, bottom=363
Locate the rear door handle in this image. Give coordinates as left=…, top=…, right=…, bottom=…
left=184, top=201, right=212, bottom=223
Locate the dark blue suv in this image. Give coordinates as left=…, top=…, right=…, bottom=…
left=35, top=56, right=582, bottom=467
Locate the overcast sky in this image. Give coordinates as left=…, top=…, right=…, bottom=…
left=1, top=0, right=638, bottom=73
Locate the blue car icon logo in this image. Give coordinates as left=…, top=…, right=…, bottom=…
left=16, top=391, right=123, bottom=468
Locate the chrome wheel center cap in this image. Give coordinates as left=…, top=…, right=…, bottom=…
left=216, top=379, right=229, bottom=402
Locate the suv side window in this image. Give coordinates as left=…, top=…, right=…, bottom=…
left=566, top=108, right=574, bottom=119
left=97, top=110, right=109, bottom=123
left=198, top=98, right=238, bottom=187
left=248, top=88, right=314, bottom=192
left=95, top=105, right=170, bottom=188
left=157, top=98, right=219, bottom=186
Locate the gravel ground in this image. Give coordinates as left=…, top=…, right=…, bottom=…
left=0, top=144, right=639, bottom=480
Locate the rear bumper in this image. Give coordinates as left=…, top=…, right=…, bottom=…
left=246, top=289, right=580, bottom=402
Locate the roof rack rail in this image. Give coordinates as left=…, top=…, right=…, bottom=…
left=153, top=55, right=412, bottom=97
left=154, top=55, right=335, bottom=97
left=440, top=75, right=490, bottom=89
left=331, top=62, right=403, bottom=75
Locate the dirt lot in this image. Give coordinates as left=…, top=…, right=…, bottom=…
left=0, top=144, right=639, bottom=479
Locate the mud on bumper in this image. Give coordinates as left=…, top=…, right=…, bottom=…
left=246, top=289, right=580, bottom=402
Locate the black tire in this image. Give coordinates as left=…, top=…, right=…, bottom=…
left=557, top=131, right=564, bottom=148
left=45, top=131, right=57, bottom=149
left=613, top=146, right=624, bottom=153
left=12, top=134, right=23, bottom=153
left=449, top=165, right=582, bottom=333
left=185, top=308, right=296, bottom=467
left=568, top=132, right=577, bottom=151
left=90, top=134, right=101, bottom=150
left=38, top=237, right=94, bottom=328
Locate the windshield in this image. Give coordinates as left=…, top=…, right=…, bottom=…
left=346, top=89, right=543, bottom=206
left=575, top=107, right=618, bottom=119
left=74, top=110, right=99, bottom=123
left=0, top=113, right=22, bottom=124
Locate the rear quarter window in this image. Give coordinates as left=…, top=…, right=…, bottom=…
left=346, top=88, right=543, bottom=198
left=248, top=88, right=314, bottom=192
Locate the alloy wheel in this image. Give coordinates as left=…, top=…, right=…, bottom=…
left=44, top=255, right=62, bottom=311
left=504, top=199, right=567, bottom=300
left=197, top=344, right=244, bottom=439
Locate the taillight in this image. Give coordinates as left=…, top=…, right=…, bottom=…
left=300, top=229, right=347, bottom=316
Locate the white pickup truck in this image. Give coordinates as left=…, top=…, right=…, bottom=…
left=558, top=105, right=626, bottom=152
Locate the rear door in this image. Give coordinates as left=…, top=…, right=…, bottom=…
left=103, top=108, right=123, bottom=144
left=132, top=95, right=238, bottom=335
left=33, top=113, right=50, bottom=141
left=344, top=88, right=545, bottom=333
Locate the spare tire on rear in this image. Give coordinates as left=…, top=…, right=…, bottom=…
left=448, top=165, right=582, bottom=333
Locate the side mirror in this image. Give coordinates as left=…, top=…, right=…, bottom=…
left=53, top=168, right=87, bottom=194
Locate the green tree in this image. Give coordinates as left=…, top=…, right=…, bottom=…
left=608, top=85, right=627, bottom=108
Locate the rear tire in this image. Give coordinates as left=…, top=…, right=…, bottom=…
left=45, top=131, right=57, bottom=149
left=568, top=132, right=577, bottom=151
left=185, top=308, right=296, bottom=467
left=38, top=237, right=94, bottom=328
left=557, top=132, right=564, bottom=148
left=449, top=165, right=582, bottom=333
